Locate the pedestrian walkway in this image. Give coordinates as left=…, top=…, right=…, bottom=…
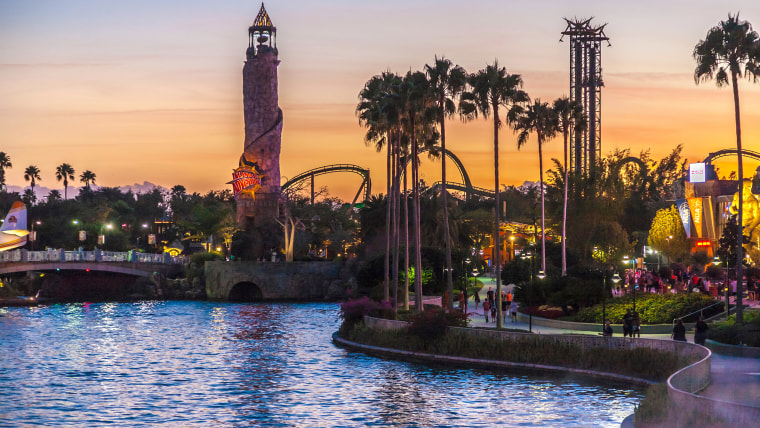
left=461, top=275, right=760, bottom=408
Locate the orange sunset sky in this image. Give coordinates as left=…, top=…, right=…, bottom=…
left=2, top=0, right=760, bottom=201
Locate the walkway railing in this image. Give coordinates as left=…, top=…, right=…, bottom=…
left=0, top=249, right=185, bottom=265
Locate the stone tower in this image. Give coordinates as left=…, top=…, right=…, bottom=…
left=231, top=3, right=282, bottom=227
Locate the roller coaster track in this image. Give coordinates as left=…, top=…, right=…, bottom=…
left=426, top=181, right=495, bottom=199
left=398, top=147, right=476, bottom=199
left=281, top=164, right=371, bottom=208
left=703, top=149, right=760, bottom=165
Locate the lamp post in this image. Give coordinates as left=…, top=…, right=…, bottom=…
left=30, top=220, right=41, bottom=251
left=510, top=235, right=515, bottom=262
left=603, top=271, right=621, bottom=332
left=535, top=269, right=546, bottom=333
left=522, top=252, right=533, bottom=332
left=666, top=235, right=672, bottom=265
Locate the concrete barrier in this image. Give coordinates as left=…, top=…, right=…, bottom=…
left=667, top=345, right=760, bottom=424
left=705, top=339, right=760, bottom=358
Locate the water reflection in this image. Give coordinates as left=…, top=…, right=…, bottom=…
left=0, top=302, right=643, bottom=426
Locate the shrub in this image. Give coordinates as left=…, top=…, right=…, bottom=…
left=707, top=309, right=760, bottom=347
left=339, top=297, right=391, bottom=327
left=341, top=324, right=694, bottom=381
left=408, top=307, right=469, bottom=342
left=573, top=293, right=718, bottom=324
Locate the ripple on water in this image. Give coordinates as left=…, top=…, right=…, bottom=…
left=0, top=301, right=643, bottom=426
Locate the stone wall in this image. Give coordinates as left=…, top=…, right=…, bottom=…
left=205, top=260, right=356, bottom=301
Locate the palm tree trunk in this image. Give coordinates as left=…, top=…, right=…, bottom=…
left=493, top=109, right=502, bottom=329
left=732, top=72, right=744, bottom=325
left=391, top=137, right=400, bottom=311
left=410, top=114, right=423, bottom=313
left=562, top=128, right=569, bottom=276
left=441, top=105, right=454, bottom=311
left=384, top=135, right=391, bottom=303
left=404, top=150, right=410, bottom=310
left=539, top=136, right=546, bottom=273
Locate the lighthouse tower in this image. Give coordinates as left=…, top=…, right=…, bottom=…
left=231, top=3, right=283, bottom=226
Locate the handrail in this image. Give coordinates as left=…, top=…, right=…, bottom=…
left=0, top=249, right=185, bottom=265
left=673, top=300, right=726, bottom=325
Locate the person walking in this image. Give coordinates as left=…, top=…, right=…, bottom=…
left=623, top=310, right=633, bottom=338
left=482, top=300, right=491, bottom=323
left=672, top=319, right=687, bottom=342
left=632, top=311, right=641, bottom=338
left=602, top=320, right=613, bottom=337
left=510, top=300, right=518, bottom=323
left=694, top=316, right=709, bottom=345
left=474, top=290, right=481, bottom=310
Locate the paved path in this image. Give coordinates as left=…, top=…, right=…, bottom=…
left=462, top=276, right=760, bottom=407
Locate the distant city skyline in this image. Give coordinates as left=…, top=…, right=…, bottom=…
left=2, top=1, right=759, bottom=201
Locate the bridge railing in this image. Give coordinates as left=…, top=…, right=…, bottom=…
left=0, top=249, right=186, bottom=265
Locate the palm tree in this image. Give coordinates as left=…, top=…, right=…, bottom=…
left=694, top=13, right=760, bottom=325
left=399, top=70, right=436, bottom=313
left=425, top=56, right=467, bottom=310
left=552, top=97, right=586, bottom=275
left=460, top=61, right=529, bottom=328
left=357, top=72, right=401, bottom=304
left=55, top=163, right=76, bottom=200
left=80, top=170, right=96, bottom=189
left=21, top=188, right=36, bottom=206
left=0, top=152, right=12, bottom=191
left=24, top=165, right=42, bottom=197
left=509, top=100, right=558, bottom=274
left=46, top=189, right=62, bottom=204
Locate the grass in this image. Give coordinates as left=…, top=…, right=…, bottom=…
left=340, top=322, right=695, bottom=381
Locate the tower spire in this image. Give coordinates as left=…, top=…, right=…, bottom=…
left=247, top=3, right=277, bottom=59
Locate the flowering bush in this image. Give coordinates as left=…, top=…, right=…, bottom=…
left=339, top=296, right=392, bottom=326
left=408, top=307, right=469, bottom=342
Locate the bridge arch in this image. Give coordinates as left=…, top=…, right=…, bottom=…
left=228, top=281, right=263, bottom=302
left=281, top=164, right=371, bottom=206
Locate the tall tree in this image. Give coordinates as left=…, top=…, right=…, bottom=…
left=552, top=97, right=586, bottom=276
left=24, top=165, right=42, bottom=198
left=55, top=163, right=76, bottom=200
left=460, top=61, right=529, bottom=328
left=80, top=170, right=97, bottom=189
left=509, top=99, right=559, bottom=274
left=425, top=56, right=467, bottom=310
left=694, top=13, right=760, bottom=324
left=399, top=70, right=436, bottom=312
left=0, top=152, right=12, bottom=191
left=357, top=72, right=401, bottom=304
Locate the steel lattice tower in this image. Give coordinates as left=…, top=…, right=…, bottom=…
left=561, top=18, right=610, bottom=175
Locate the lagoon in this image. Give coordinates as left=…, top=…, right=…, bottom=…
left=0, top=301, right=642, bottom=427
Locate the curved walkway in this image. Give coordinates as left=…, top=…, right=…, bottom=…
left=466, top=276, right=760, bottom=409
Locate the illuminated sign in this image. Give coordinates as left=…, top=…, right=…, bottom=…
left=689, top=163, right=706, bottom=183
left=695, top=241, right=711, bottom=247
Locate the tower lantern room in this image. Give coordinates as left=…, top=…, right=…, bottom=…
left=247, top=3, right=277, bottom=59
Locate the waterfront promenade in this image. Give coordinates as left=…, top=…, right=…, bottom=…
left=464, top=276, right=760, bottom=409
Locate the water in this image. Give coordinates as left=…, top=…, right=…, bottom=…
left=0, top=302, right=643, bottom=427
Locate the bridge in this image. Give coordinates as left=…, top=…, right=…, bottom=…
left=0, top=249, right=185, bottom=278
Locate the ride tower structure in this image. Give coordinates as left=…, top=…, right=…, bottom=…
left=561, top=18, right=610, bottom=175
left=232, top=3, right=283, bottom=227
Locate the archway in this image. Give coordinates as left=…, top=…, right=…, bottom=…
left=228, top=281, right=263, bottom=302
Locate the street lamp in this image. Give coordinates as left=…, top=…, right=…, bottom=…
left=510, top=235, right=515, bottom=261
left=666, top=235, right=672, bottom=265
left=30, top=220, right=41, bottom=251
left=603, top=271, right=621, bottom=332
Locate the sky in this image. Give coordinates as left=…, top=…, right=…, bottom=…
left=2, top=0, right=760, bottom=201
